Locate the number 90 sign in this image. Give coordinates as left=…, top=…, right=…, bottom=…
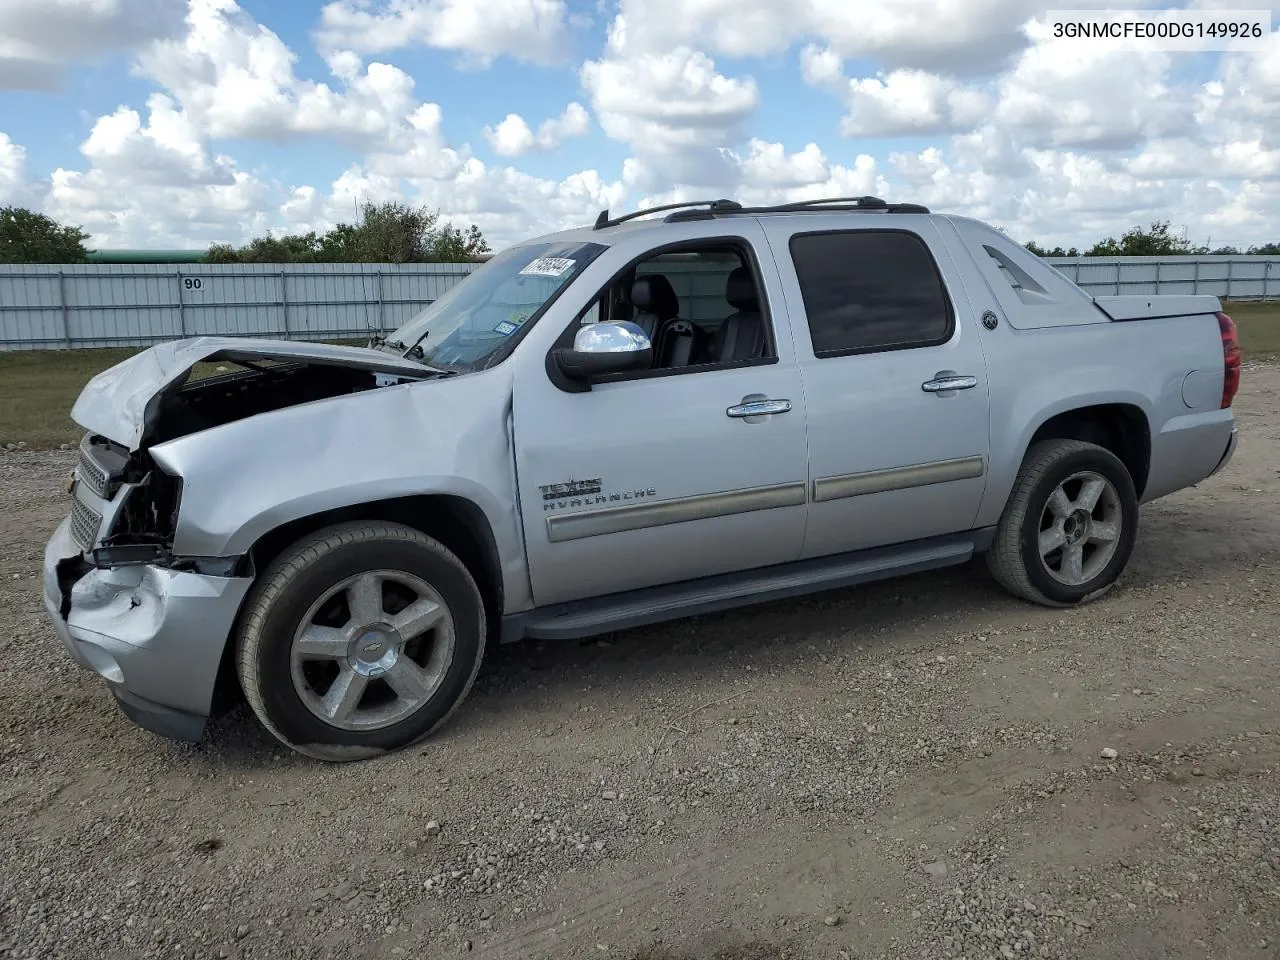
left=182, top=277, right=204, bottom=290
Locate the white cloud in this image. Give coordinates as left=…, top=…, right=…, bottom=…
left=287, top=158, right=628, bottom=248
left=801, top=45, right=992, bottom=137
left=48, top=163, right=270, bottom=249
left=80, top=93, right=236, bottom=187
left=598, top=0, right=1150, bottom=74
left=581, top=19, right=759, bottom=186
left=0, top=0, right=184, bottom=90
left=5, top=0, right=1280, bottom=258
left=359, top=102, right=469, bottom=182
left=736, top=152, right=886, bottom=206
left=134, top=0, right=442, bottom=152
left=0, top=133, right=30, bottom=204
left=41, top=92, right=272, bottom=248
left=837, top=68, right=990, bottom=137
left=1128, top=137, right=1280, bottom=180
left=1193, top=178, right=1280, bottom=238
left=1200, top=31, right=1280, bottom=146
left=798, top=44, right=844, bottom=90
left=991, top=18, right=1188, bottom=150
left=802, top=16, right=1195, bottom=147
left=314, top=0, right=573, bottom=68
left=483, top=102, right=590, bottom=157
left=581, top=26, right=758, bottom=145
left=946, top=127, right=1036, bottom=178
left=736, top=140, right=830, bottom=188
left=880, top=139, right=1238, bottom=251
left=624, top=141, right=886, bottom=212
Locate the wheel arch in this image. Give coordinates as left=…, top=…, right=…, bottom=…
left=209, top=494, right=505, bottom=716
left=245, top=494, right=504, bottom=618
left=1025, top=402, right=1152, bottom=498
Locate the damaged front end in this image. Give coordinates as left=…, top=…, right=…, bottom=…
left=70, top=433, right=187, bottom=572
left=44, top=336, right=438, bottom=741
left=64, top=337, right=430, bottom=569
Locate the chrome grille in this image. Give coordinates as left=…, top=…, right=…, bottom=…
left=76, top=443, right=110, bottom=498
left=70, top=497, right=102, bottom=551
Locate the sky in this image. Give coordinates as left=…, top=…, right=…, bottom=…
left=0, top=0, right=1277, bottom=253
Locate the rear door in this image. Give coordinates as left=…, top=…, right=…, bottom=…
left=760, top=217, right=993, bottom=559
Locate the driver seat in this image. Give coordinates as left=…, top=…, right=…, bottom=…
left=629, top=274, right=680, bottom=342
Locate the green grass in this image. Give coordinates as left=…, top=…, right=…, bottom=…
left=1, top=305, right=1276, bottom=450
left=1223, top=300, right=1280, bottom=360
left=0, top=347, right=139, bottom=449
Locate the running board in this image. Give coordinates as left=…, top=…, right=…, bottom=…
left=504, top=529, right=993, bottom=643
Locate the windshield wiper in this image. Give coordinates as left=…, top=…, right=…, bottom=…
left=401, top=329, right=430, bottom=360
left=369, top=330, right=457, bottom=376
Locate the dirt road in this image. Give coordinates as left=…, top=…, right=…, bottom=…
left=2, top=364, right=1277, bottom=960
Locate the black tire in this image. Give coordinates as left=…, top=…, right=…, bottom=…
left=234, top=521, right=486, bottom=761
left=986, top=439, right=1139, bottom=607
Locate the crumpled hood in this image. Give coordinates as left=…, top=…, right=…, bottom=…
left=70, top=335, right=431, bottom=451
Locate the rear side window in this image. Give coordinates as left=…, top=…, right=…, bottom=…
left=789, top=230, right=954, bottom=357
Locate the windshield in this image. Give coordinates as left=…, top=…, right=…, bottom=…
left=381, top=239, right=607, bottom=372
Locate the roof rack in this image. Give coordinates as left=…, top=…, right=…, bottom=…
left=593, top=198, right=742, bottom=230
left=665, top=195, right=929, bottom=222
left=591, top=195, right=930, bottom=230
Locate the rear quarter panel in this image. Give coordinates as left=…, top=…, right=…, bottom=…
left=973, top=317, right=1232, bottom=527
left=933, top=218, right=1233, bottom=526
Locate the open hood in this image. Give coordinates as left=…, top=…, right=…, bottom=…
left=70, top=336, right=432, bottom=451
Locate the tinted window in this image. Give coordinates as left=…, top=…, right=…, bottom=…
left=789, top=230, right=953, bottom=356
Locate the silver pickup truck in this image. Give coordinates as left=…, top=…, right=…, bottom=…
left=42, top=197, right=1241, bottom=761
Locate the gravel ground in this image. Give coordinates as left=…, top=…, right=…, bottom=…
left=1, top=362, right=1278, bottom=960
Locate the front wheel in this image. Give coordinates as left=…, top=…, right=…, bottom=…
left=234, top=521, right=486, bottom=761
left=987, top=439, right=1139, bottom=607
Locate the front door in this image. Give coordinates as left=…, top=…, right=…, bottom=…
left=760, top=217, right=993, bottom=559
left=512, top=226, right=810, bottom=607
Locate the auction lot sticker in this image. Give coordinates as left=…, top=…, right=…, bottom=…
left=520, top=257, right=575, bottom=277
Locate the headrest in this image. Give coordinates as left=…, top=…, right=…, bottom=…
left=725, top=266, right=759, bottom=312
left=631, top=274, right=680, bottom=318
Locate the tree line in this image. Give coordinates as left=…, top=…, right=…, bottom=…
left=1024, top=220, right=1280, bottom=258
left=202, top=201, right=490, bottom=263
left=3, top=204, right=1279, bottom=264
left=0, top=201, right=490, bottom=264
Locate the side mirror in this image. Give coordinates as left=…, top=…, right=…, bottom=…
left=552, top=321, right=653, bottom=385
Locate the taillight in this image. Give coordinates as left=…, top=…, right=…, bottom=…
left=1217, top=311, right=1241, bottom=408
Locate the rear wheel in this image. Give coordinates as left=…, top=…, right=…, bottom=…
left=235, top=521, right=486, bottom=761
left=987, top=439, right=1139, bottom=607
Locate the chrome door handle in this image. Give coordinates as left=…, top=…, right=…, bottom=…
left=921, top=375, right=978, bottom=393
left=726, top=398, right=792, bottom=418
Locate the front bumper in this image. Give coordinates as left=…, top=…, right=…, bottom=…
left=42, top=516, right=253, bottom=743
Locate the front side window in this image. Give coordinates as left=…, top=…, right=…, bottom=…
left=381, top=240, right=606, bottom=372
left=562, top=241, right=775, bottom=377
left=789, top=230, right=954, bottom=357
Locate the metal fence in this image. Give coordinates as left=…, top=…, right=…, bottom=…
left=0, top=255, right=1276, bottom=351
left=0, top=262, right=477, bottom=351
left=1046, top=255, right=1280, bottom=300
